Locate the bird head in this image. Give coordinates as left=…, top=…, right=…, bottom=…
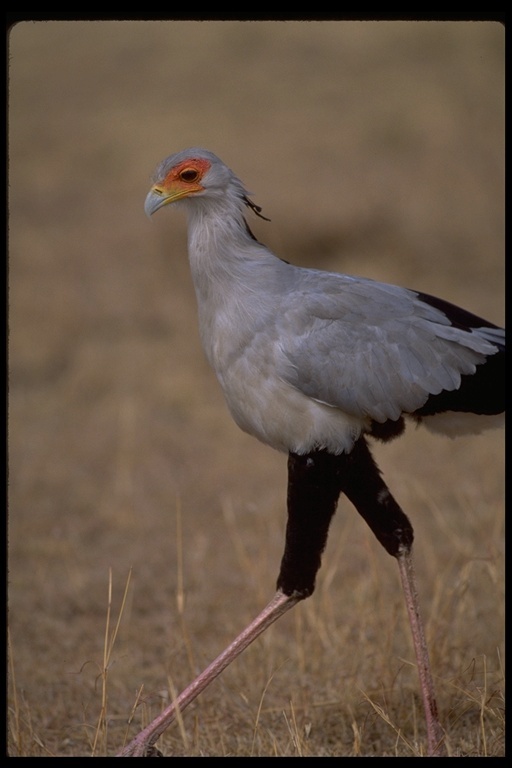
left=144, top=147, right=245, bottom=217
left=145, top=148, right=269, bottom=221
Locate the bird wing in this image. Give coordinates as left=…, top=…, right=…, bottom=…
left=276, top=271, right=502, bottom=423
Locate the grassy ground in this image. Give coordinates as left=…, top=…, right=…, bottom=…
left=8, top=21, right=504, bottom=756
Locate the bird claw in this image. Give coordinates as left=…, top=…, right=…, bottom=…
left=117, top=741, right=163, bottom=757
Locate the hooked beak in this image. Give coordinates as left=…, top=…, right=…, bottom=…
left=145, top=174, right=205, bottom=218
left=144, top=186, right=184, bottom=217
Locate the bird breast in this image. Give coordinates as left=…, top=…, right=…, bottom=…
left=195, top=281, right=367, bottom=455
left=214, top=343, right=367, bottom=455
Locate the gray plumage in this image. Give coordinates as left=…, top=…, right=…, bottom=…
left=145, top=148, right=504, bottom=455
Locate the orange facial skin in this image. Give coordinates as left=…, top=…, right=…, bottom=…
left=155, top=157, right=212, bottom=201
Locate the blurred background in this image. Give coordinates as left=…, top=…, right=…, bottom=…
left=8, top=21, right=504, bottom=756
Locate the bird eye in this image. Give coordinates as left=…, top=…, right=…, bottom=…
left=179, top=168, right=200, bottom=182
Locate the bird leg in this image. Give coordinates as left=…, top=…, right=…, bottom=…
left=118, top=441, right=446, bottom=756
left=278, top=450, right=345, bottom=595
left=117, top=451, right=341, bottom=757
left=117, top=590, right=300, bottom=756
left=340, top=438, right=447, bottom=757
left=396, top=546, right=446, bottom=757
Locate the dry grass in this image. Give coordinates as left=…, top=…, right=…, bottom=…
left=8, top=21, right=504, bottom=756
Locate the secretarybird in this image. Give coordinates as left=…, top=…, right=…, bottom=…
left=119, top=148, right=504, bottom=757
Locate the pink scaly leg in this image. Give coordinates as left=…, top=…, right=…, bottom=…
left=117, top=591, right=299, bottom=757
left=397, top=548, right=447, bottom=757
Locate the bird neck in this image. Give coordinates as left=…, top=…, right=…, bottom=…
left=186, top=197, right=270, bottom=292
left=188, top=194, right=255, bottom=243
